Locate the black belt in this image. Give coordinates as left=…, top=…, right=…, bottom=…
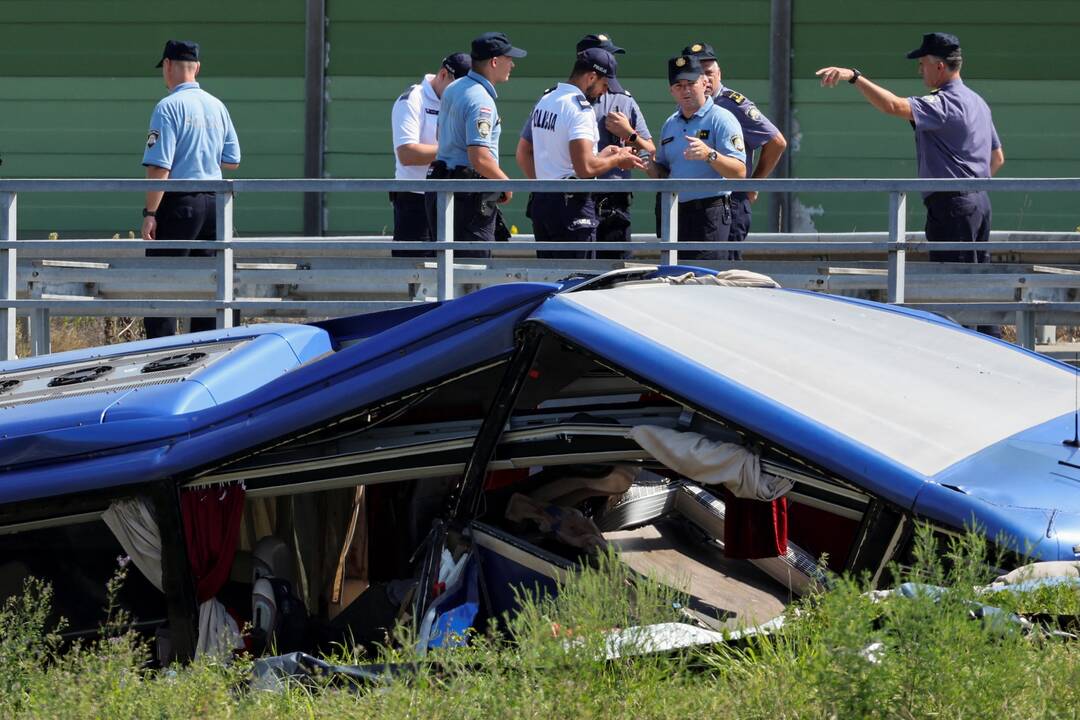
left=679, top=195, right=731, bottom=210
left=927, top=191, right=979, bottom=200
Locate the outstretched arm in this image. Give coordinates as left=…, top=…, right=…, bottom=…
left=815, top=67, right=913, bottom=121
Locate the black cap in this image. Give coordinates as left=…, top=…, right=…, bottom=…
left=906, top=32, right=961, bottom=59
left=471, top=32, right=527, bottom=61
left=577, top=48, right=623, bottom=94
left=441, top=52, right=472, bottom=79
left=682, top=42, right=717, bottom=61
left=577, top=33, right=625, bottom=55
left=668, top=55, right=703, bottom=85
left=155, top=40, right=200, bottom=68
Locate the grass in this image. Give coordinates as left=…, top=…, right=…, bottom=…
left=2, top=527, right=1080, bottom=718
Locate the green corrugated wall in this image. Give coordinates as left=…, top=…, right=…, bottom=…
left=0, top=0, right=307, bottom=238
left=2, top=2, right=1077, bottom=238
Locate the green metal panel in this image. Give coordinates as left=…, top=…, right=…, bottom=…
left=0, top=2, right=306, bottom=238
left=790, top=2, right=1080, bottom=233
left=324, top=1, right=774, bottom=234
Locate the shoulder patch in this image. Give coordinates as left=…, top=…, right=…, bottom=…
left=747, top=106, right=762, bottom=121
left=731, top=134, right=745, bottom=152
left=477, top=118, right=492, bottom=138
left=723, top=90, right=746, bottom=104
left=146, top=130, right=160, bottom=149
left=478, top=106, right=493, bottom=116
left=921, top=94, right=940, bottom=104
left=661, top=136, right=674, bottom=146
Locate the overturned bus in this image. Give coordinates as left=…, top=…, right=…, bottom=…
left=0, top=266, right=1077, bottom=662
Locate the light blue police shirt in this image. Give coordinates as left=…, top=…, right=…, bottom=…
left=435, top=71, right=501, bottom=169
left=142, top=82, right=241, bottom=180
left=654, top=96, right=745, bottom=202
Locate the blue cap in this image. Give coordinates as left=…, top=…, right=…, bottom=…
left=471, top=32, right=527, bottom=61
left=668, top=55, right=703, bottom=84
left=156, top=40, right=199, bottom=68
left=441, top=52, right=472, bottom=79
left=577, top=33, right=625, bottom=55
left=578, top=48, right=623, bottom=94
left=906, top=32, right=961, bottom=59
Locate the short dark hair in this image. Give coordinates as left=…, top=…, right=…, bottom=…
left=570, top=58, right=597, bottom=79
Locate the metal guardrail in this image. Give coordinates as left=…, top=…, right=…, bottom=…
left=2, top=177, right=1080, bottom=360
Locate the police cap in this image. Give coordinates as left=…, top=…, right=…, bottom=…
left=471, top=32, right=528, bottom=61
left=441, top=52, right=472, bottom=79
left=906, top=32, right=961, bottom=59
left=682, top=42, right=717, bottom=61
left=577, top=33, right=626, bottom=55
left=578, top=48, right=624, bottom=94
left=668, top=55, right=703, bottom=85
left=155, top=39, right=200, bottom=68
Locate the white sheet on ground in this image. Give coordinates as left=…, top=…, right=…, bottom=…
left=197, top=598, right=244, bottom=659
left=630, top=425, right=792, bottom=501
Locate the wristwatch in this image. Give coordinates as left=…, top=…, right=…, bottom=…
left=142, top=208, right=157, bottom=218
left=706, top=150, right=719, bottom=163
left=849, top=68, right=862, bottom=84
left=626, top=132, right=638, bottom=144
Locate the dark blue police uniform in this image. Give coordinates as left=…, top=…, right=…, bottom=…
left=906, top=32, right=1002, bottom=336
left=684, top=42, right=782, bottom=243
left=142, top=40, right=240, bottom=338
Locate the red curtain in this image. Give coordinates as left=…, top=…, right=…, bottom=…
left=180, top=484, right=246, bottom=603
left=719, top=487, right=788, bottom=560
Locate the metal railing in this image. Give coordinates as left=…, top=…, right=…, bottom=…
left=2, top=177, right=1080, bottom=360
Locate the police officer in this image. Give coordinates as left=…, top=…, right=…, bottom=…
left=520, top=48, right=644, bottom=259
left=817, top=32, right=1004, bottom=335
left=645, top=55, right=746, bottom=262
left=684, top=42, right=787, bottom=244
left=390, top=52, right=471, bottom=257
left=141, top=40, right=240, bottom=339
left=517, top=33, right=654, bottom=260
left=427, top=32, right=525, bottom=258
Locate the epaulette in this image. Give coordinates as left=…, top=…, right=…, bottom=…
left=576, top=94, right=591, bottom=110
left=542, top=85, right=557, bottom=96
left=722, top=89, right=747, bottom=104
left=396, top=84, right=417, bottom=102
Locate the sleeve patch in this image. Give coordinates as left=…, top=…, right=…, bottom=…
left=747, top=107, right=762, bottom=121
left=477, top=118, right=492, bottom=138
left=732, top=134, right=745, bottom=152
left=146, top=130, right=160, bottom=149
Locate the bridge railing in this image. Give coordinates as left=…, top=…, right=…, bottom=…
left=2, top=177, right=1079, bottom=359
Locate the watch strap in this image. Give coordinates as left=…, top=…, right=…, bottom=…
left=849, top=68, right=862, bottom=84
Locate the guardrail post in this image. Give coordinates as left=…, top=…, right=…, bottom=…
left=660, top=191, right=678, bottom=266
left=436, top=191, right=454, bottom=301
left=1016, top=288, right=1036, bottom=350
left=216, top=190, right=235, bottom=328
left=0, top=193, right=16, bottom=360
left=887, top=191, right=906, bottom=304
left=29, top=282, right=49, bottom=356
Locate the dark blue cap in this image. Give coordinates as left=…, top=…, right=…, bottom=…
left=471, top=32, right=527, bottom=61
left=155, top=39, right=199, bottom=68
left=577, top=33, right=625, bottom=55
left=682, top=42, right=717, bottom=61
left=906, top=32, right=961, bottom=59
left=441, top=52, right=472, bottom=79
left=668, top=54, right=703, bottom=85
left=577, top=48, right=623, bottom=94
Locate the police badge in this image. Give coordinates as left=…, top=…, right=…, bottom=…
left=146, top=130, right=160, bottom=149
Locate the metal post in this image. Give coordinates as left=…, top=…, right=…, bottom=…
left=660, top=191, right=679, bottom=266
left=0, top=193, right=16, bottom=360
left=887, top=192, right=907, bottom=304
left=302, top=0, right=327, bottom=236
left=436, top=191, right=454, bottom=301
left=216, top=191, right=235, bottom=328
left=29, top=279, right=49, bottom=356
left=768, top=0, right=793, bottom=233
left=1016, top=288, right=1036, bottom=350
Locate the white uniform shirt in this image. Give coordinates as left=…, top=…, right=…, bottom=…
left=528, top=83, right=598, bottom=179
left=391, top=74, right=440, bottom=185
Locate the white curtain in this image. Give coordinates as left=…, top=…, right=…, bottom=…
left=630, top=425, right=793, bottom=501
left=103, top=496, right=243, bottom=659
